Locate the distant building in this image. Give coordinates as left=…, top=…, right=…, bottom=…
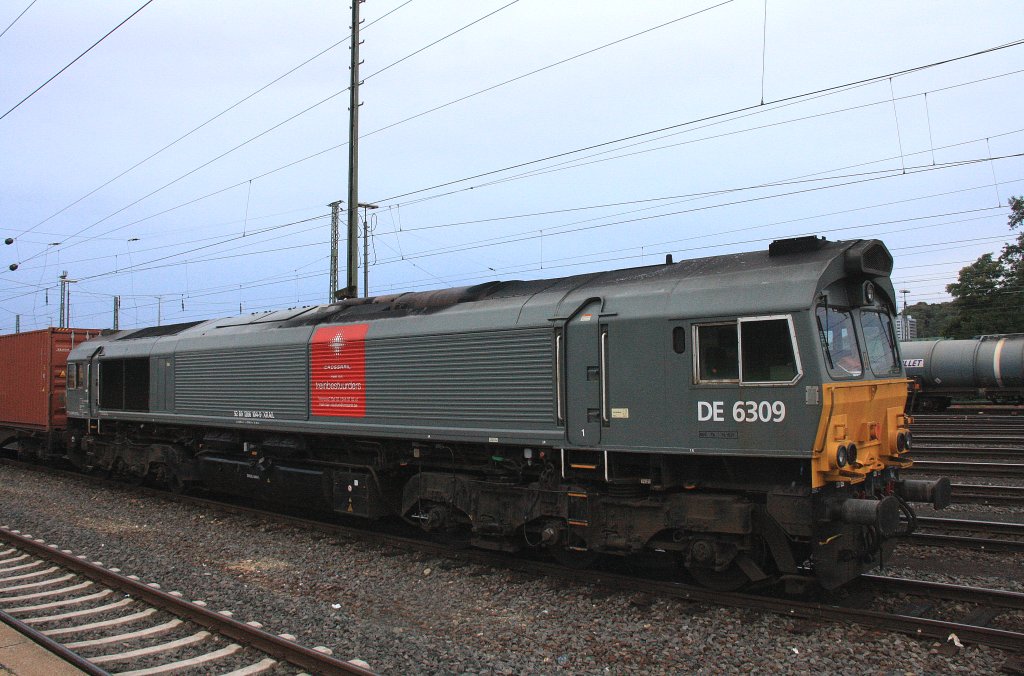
left=897, top=313, right=917, bottom=341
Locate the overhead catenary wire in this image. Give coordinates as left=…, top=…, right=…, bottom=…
left=3, top=141, right=1019, bottom=308
left=4, top=15, right=1019, bottom=327
left=31, top=152, right=1018, bottom=289
left=364, top=154, right=1024, bottom=268
left=369, top=37, right=1024, bottom=205
left=0, top=0, right=157, bottom=122
left=35, top=224, right=1021, bottom=331
left=9, top=218, right=1019, bottom=332
left=13, top=0, right=419, bottom=241
left=5, top=0, right=529, bottom=268
left=7, top=0, right=740, bottom=267
left=0, top=0, right=37, bottom=40
left=7, top=165, right=1015, bottom=311
left=16, top=55, right=1024, bottom=278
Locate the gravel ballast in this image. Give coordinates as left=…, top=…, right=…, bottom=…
left=0, top=464, right=1019, bottom=674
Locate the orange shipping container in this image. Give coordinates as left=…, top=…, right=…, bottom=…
left=0, top=328, right=100, bottom=433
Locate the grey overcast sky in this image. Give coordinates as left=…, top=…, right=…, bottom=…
left=1, top=1, right=1022, bottom=332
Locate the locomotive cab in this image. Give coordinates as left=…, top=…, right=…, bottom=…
left=803, top=240, right=949, bottom=588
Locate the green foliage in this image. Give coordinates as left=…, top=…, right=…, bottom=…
left=943, top=196, right=1024, bottom=338
left=902, top=301, right=955, bottom=338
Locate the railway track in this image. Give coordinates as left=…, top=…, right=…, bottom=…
left=913, top=434, right=1024, bottom=447
left=2, top=459, right=1023, bottom=671
left=950, top=483, right=1024, bottom=506
left=917, top=407, right=1024, bottom=419
left=907, top=516, right=1024, bottom=552
left=904, top=460, right=1024, bottom=478
left=912, top=446, right=1022, bottom=462
left=0, top=526, right=372, bottom=675
left=911, top=415, right=1024, bottom=440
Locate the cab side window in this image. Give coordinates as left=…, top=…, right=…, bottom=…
left=696, top=323, right=739, bottom=382
left=695, top=316, right=801, bottom=385
left=740, top=317, right=800, bottom=383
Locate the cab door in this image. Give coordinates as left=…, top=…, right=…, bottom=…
left=565, top=300, right=604, bottom=446
left=86, top=347, right=103, bottom=418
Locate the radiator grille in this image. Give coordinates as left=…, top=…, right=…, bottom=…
left=175, top=346, right=307, bottom=418
left=365, top=328, right=554, bottom=425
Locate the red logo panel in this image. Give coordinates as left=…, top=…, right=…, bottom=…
left=311, top=324, right=369, bottom=417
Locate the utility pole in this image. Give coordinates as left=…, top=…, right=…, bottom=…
left=328, top=200, right=343, bottom=302
left=345, top=0, right=364, bottom=300
left=113, top=296, right=120, bottom=330
left=14, top=315, right=19, bottom=333
left=58, top=272, right=67, bottom=328
left=360, top=202, right=378, bottom=297
left=156, top=295, right=163, bottom=326
left=58, top=271, right=76, bottom=329
left=899, top=289, right=910, bottom=340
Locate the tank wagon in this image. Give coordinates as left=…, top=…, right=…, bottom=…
left=903, top=335, right=1024, bottom=411
left=0, top=328, right=100, bottom=460
left=64, top=236, right=948, bottom=590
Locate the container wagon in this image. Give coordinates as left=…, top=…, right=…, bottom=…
left=0, top=327, right=101, bottom=459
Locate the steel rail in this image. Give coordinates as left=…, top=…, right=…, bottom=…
left=915, top=516, right=1024, bottom=535
left=917, top=436, right=1024, bottom=446
left=0, top=608, right=110, bottom=676
left=905, top=460, right=1024, bottom=478
left=521, top=563, right=1024, bottom=653
left=907, top=532, right=1024, bottom=552
left=912, top=448, right=1023, bottom=461
left=860, top=574, right=1024, bottom=610
left=0, top=527, right=372, bottom=676
left=905, top=516, right=1024, bottom=551
left=949, top=483, right=1024, bottom=505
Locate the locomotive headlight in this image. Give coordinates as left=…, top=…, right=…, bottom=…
left=847, top=443, right=858, bottom=465
left=896, top=431, right=907, bottom=452
left=904, top=430, right=912, bottom=451
left=836, top=444, right=849, bottom=468
left=862, top=281, right=876, bottom=305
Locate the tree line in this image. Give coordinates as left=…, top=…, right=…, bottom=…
left=903, top=195, right=1023, bottom=339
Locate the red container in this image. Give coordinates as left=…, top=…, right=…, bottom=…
left=0, top=328, right=100, bottom=433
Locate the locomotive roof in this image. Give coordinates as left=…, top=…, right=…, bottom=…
left=71, top=237, right=894, bottom=356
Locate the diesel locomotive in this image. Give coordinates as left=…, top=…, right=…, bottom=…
left=61, top=236, right=949, bottom=590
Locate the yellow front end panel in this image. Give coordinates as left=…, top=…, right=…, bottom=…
left=811, top=380, right=913, bottom=488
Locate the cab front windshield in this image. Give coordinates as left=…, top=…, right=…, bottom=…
left=817, top=306, right=901, bottom=379
left=816, top=306, right=861, bottom=377
left=861, top=310, right=901, bottom=376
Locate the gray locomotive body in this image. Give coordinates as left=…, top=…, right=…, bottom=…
left=903, top=335, right=1024, bottom=411
left=65, top=236, right=947, bottom=590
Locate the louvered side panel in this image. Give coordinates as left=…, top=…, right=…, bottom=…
left=366, top=328, right=554, bottom=425
left=175, top=346, right=307, bottom=419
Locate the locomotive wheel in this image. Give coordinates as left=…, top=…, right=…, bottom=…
left=548, top=532, right=599, bottom=569
left=686, top=561, right=751, bottom=591
left=427, top=527, right=472, bottom=549
left=407, top=502, right=472, bottom=548
left=684, top=538, right=770, bottom=591
left=168, top=473, right=191, bottom=495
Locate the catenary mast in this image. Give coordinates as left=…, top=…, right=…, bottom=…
left=344, top=0, right=363, bottom=299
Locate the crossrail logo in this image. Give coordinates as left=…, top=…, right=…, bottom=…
left=329, top=332, right=346, bottom=356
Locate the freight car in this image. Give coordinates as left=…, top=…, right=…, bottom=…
left=62, top=236, right=948, bottom=590
left=0, top=328, right=100, bottom=460
left=902, top=335, right=1024, bottom=412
